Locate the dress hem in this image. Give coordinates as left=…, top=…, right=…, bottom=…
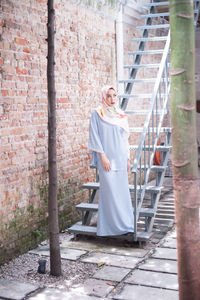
left=97, top=230, right=134, bottom=237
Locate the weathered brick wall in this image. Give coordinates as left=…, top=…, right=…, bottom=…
left=0, top=0, right=117, bottom=263
left=0, top=0, right=172, bottom=263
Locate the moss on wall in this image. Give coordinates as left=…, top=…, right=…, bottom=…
left=0, top=181, right=84, bottom=265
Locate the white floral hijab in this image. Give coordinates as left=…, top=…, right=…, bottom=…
left=95, top=85, right=129, bottom=133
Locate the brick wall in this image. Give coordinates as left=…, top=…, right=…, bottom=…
left=0, top=0, right=117, bottom=263
left=0, top=0, right=171, bottom=263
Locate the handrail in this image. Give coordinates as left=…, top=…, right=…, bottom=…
left=131, top=31, right=171, bottom=240
left=131, top=32, right=170, bottom=173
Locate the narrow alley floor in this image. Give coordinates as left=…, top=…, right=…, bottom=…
left=0, top=176, right=179, bottom=300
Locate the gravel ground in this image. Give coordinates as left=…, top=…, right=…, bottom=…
left=0, top=253, right=98, bottom=290
left=0, top=228, right=169, bottom=291
left=0, top=182, right=174, bottom=292
left=0, top=234, right=99, bottom=290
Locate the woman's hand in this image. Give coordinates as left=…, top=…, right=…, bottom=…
left=99, top=153, right=111, bottom=172
left=127, top=159, right=131, bottom=172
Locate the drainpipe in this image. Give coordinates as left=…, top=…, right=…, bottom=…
left=116, top=5, right=124, bottom=96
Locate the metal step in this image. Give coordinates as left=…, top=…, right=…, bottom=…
left=144, top=1, right=169, bottom=7
left=76, top=202, right=155, bottom=218
left=157, top=208, right=174, bottom=214
left=120, top=77, right=169, bottom=84
left=125, top=110, right=164, bottom=115
left=129, top=127, right=171, bottom=133
left=124, top=64, right=160, bottom=69
left=145, top=186, right=162, bottom=194
left=68, top=223, right=153, bottom=241
left=155, top=212, right=175, bottom=220
left=154, top=218, right=174, bottom=225
left=119, top=94, right=165, bottom=99
left=68, top=223, right=97, bottom=236
left=129, top=145, right=171, bottom=152
left=83, top=182, right=162, bottom=194
left=136, top=231, right=153, bottom=241
left=158, top=204, right=174, bottom=210
left=141, top=12, right=170, bottom=18
left=76, top=202, right=98, bottom=211
left=119, top=78, right=157, bottom=84
left=139, top=165, right=166, bottom=172
left=132, top=36, right=168, bottom=42
left=141, top=8, right=199, bottom=18
left=159, top=201, right=175, bottom=206
left=144, top=0, right=198, bottom=7
left=128, top=49, right=163, bottom=55
left=136, top=24, right=170, bottom=30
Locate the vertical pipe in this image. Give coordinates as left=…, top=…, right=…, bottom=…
left=116, top=5, right=124, bottom=95
left=134, top=172, right=137, bottom=241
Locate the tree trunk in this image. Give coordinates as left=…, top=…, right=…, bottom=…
left=170, top=0, right=200, bottom=298
left=47, top=0, right=61, bottom=276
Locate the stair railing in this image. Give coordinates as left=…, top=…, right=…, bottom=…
left=131, top=31, right=171, bottom=241
left=120, top=5, right=156, bottom=110
left=131, top=0, right=199, bottom=241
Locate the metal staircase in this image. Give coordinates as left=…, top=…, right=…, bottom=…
left=68, top=0, right=200, bottom=242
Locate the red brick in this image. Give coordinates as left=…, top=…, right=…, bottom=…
left=0, top=20, right=5, bottom=26
left=8, top=152, right=15, bottom=158
left=15, top=38, right=28, bottom=46
left=59, top=98, right=69, bottom=103
left=23, top=47, right=30, bottom=53
left=16, top=67, right=28, bottom=75
left=1, top=90, right=8, bottom=97
left=3, top=65, right=15, bottom=74
left=11, top=128, right=23, bottom=135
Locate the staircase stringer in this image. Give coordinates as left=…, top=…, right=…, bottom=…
left=131, top=32, right=171, bottom=241
left=146, top=132, right=172, bottom=233
left=120, top=4, right=157, bottom=110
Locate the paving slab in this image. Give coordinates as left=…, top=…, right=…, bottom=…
left=139, top=258, right=178, bottom=274
left=124, top=269, right=178, bottom=290
left=168, top=230, right=177, bottom=239
left=152, top=247, right=177, bottom=260
left=0, top=279, right=39, bottom=300
left=113, top=284, right=179, bottom=300
left=80, top=278, right=114, bottom=297
left=29, top=246, right=86, bottom=261
left=81, top=252, right=142, bottom=268
left=161, top=237, right=177, bottom=249
left=92, top=266, right=131, bottom=282
left=61, top=240, right=148, bottom=257
left=28, top=288, right=101, bottom=300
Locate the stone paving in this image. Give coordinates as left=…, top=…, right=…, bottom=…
left=0, top=228, right=179, bottom=300
left=0, top=178, right=179, bottom=300
left=0, top=280, right=39, bottom=300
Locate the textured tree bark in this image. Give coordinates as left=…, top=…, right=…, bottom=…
left=170, top=0, right=200, bottom=298
left=47, top=0, right=61, bottom=276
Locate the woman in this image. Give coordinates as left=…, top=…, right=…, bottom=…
left=88, top=85, right=134, bottom=236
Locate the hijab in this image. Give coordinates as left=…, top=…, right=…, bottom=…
left=95, top=85, right=129, bottom=133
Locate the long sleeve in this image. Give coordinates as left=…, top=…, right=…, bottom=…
left=123, top=131, right=130, bottom=159
left=88, top=111, right=104, bottom=167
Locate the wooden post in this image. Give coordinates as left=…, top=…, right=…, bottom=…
left=170, top=0, right=200, bottom=298
left=47, top=0, right=61, bottom=276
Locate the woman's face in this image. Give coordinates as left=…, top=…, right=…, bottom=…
left=105, top=88, right=117, bottom=107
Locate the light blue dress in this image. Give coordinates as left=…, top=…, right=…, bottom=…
left=88, top=110, right=134, bottom=236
